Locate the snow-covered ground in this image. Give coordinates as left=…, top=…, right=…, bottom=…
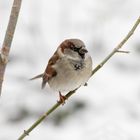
left=0, top=0, right=140, bottom=140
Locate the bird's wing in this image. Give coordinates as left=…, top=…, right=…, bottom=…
left=42, top=51, right=59, bottom=89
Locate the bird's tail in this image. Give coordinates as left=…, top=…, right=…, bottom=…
left=30, top=73, right=44, bottom=80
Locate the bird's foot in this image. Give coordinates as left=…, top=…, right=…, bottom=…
left=84, top=82, right=88, bottom=86
left=58, top=92, right=67, bottom=105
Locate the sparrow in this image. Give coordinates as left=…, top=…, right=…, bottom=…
left=31, top=39, right=92, bottom=104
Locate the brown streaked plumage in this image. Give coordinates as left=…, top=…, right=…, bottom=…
left=30, top=39, right=92, bottom=103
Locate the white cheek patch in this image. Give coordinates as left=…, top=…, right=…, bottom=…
left=67, top=55, right=80, bottom=61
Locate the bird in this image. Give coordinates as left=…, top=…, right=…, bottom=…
left=30, top=39, right=93, bottom=104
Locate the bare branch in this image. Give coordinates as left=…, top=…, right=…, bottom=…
left=18, top=16, right=140, bottom=140
left=92, top=16, right=140, bottom=76
left=0, top=0, right=22, bottom=95
left=116, top=50, right=130, bottom=53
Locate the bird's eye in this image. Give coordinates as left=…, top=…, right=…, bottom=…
left=73, top=47, right=79, bottom=51
left=70, top=45, right=77, bottom=51
left=70, top=45, right=82, bottom=52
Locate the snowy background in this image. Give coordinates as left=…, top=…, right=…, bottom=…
left=0, top=0, right=140, bottom=140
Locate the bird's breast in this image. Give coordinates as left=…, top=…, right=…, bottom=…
left=48, top=55, right=92, bottom=92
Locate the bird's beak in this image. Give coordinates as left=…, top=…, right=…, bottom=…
left=79, top=48, right=88, bottom=54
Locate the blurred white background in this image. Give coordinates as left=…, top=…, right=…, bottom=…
left=0, top=0, right=140, bottom=140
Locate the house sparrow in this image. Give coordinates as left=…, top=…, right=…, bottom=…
left=31, top=39, right=92, bottom=103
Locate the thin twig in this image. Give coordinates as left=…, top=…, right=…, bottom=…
left=0, top=0, right=22, bottom=95
left=92, top=16, right=140, bottom=76
left=18, top=16, right=140, bottom=140
left=17, top=89, right=77, bottom=140
left=116, top=50, right=130, bottom=53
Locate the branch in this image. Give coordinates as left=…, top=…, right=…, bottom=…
left=17, top=16, right=140, bottom=140
left=0, top=0, right=22, bottom=95
left=92, top=16, right=140, bottom=76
